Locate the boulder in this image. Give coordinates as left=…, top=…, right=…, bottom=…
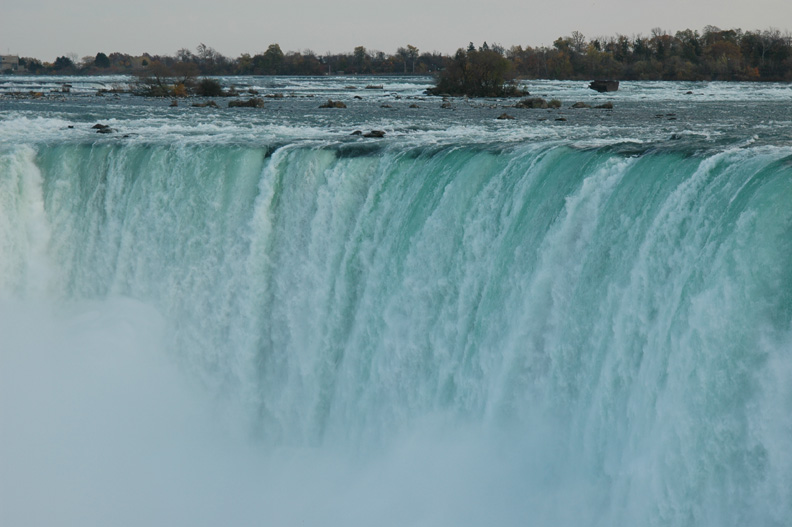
left=571, top=102, right=591, bottom=109
left=363, top=130, right=386, bottom=138
left=350, top=130, right=363, bottom=136
left=319, top=99, right=346, bottom=108
left=594, top=102, right=613, bottom=109
left=409, top=103, right=420, bottom=108
left=514, top=97, right=548, bottom=109
left=93, top=123, right=115, bottom=134
left=228, top=97, right=265, bottom=108
left=589, top=80, right=619, bottom=92
left=497, top=113, right=515, bottom=120
left=192, top=101, right=219, bottom=108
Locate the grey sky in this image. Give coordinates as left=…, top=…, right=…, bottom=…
left=2, top=0, right=790, bottom=61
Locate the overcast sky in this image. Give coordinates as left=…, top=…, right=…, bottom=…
left=2, top=0, right=790, bottom=61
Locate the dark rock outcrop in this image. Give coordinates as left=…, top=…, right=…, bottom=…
left=363, top=130, right=385, bottom=138
left=192, top=101, right=219, bottom=108
left=228, top=97, right=265, bottom=108
left=594, top=102, right=614, bottom=109
left=319, top=99, right=346, bottom=108
left=514, top=97, right=548, bottom=109
left=93, top=123, right=115, bottom=134
left=589, top=80, right=619, bottom=92
left=571, top=102, right=591, bottom=109
left=497, top=113, right=516, bottom=120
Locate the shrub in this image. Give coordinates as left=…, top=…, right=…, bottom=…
left=170, top=83, right=188, bottom=97
left=196, top=78, right=224, bottom=97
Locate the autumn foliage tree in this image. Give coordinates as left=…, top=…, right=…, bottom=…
left=11, top=27, right=792, bottom=82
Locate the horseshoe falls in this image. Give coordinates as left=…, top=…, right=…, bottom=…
left=1, top=78, right=791, bottom=526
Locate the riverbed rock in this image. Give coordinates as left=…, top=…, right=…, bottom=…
left=497, top=113, right=516, bottom=120
left=192, top=101, right=219, bottom=108
left=589, top=80, right=619, bottom=92
left=571, top=102, right=591, bottom=109
left=515, top=97, right=548, bottom=109
left=363, top=130, right=385, bottom=138
left=93, top=123, right=115, bottom=134
left=320, top=99, right=346, bottom=108
left=228, top=97, right=265, bottom=108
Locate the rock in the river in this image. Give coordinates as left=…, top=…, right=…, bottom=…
left=514, top=97, right=548, bottom=109
left=589, top=80, right=619, bottom=92
left=319, top=99, right=347, bottom=108
left=228, top=97, right=265, bottom=108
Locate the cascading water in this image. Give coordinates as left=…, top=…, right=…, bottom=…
left=3, top=75, right=792, bottom=526
left=2, top=138, right=790, bottom=526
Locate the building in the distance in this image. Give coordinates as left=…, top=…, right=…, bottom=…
left=1, top=55, right=21, bottom=73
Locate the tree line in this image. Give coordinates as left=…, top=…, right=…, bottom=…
left=9, top=26, right=792, bottom=82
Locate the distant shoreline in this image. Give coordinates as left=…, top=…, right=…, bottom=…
left=2, top=27, right=791, bottom=82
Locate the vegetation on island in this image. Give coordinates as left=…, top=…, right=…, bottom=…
left=427, top=43, right=522, bottom=97
left=4, top=26, right=791, bottom=98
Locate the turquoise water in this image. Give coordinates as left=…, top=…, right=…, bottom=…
left=1, top=78, right=791, bottom=526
